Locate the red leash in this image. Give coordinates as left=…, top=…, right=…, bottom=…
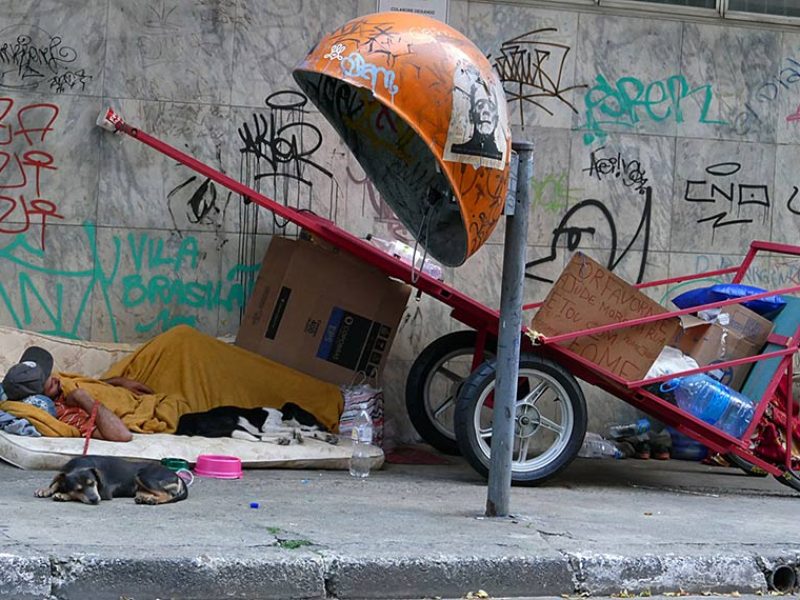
left=82, top=400, right=99, bottom=456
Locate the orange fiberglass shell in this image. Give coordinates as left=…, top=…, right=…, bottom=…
left=293, top=12, right=511, bottom=267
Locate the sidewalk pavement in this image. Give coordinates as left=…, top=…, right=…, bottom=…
left=0, top=450, right=797, bottom=600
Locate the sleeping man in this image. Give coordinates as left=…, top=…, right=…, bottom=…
left=0, top=325, right=343, bottom=439
left=2, top=346, right=134, bottom=442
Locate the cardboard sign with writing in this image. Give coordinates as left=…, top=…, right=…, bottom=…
left=531, top=252, right=680, bottom=381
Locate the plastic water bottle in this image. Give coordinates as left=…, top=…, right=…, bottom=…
left=366, top=234, right=444, bottom=280
left=349, top=409, right=373, bottom=478
left=608, top=418, right=650, bottom=440
left=578, top=432, right=623, bottom=459
left=661, top=374, right=755, bottom=438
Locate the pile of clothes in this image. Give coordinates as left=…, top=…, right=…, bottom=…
left=0, top=383, right=48, bottom=437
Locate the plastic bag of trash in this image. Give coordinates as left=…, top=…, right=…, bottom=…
left=339, top=383, right=384, bottom=448
left=645, top=346, right=699, bottom=379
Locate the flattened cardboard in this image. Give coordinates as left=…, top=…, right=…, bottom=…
left=673, top=304, right=773, bottom=391
left=236, top=237, right=411, bottom=386
left=531, top=252, right=680, bottom=381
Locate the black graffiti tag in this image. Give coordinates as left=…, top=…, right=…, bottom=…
left=237, top=96, right=331, bottom=180
left=490, top=28, right=587, bottom=126
left=0, top=27, right=91, bottom=92
left=526, top=188, right=652, bottom=284
left=684, top=161, right=769, bottom=229
left=583, top=146, right=649, bottom=195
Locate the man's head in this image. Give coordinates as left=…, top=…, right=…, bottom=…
left=2, top=346, right=57, bottom=401
left=468, top=80, right=499, bottom=137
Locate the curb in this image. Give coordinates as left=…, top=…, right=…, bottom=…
left=0, top=551, right=795, bottom=599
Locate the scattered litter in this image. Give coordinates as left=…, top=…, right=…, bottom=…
left=301, top=479, right=310, bottom=484
left=613, top=590, right=650, bottom=598
left=249, top=502, right=259, bottom=509
left=464, top=591, right=491, bottom=599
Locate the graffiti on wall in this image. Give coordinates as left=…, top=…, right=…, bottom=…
left=490, top=28, right=587, bottom=126
left=0, top=26, right=92, bottom=93
left=120, top=230, right=257, bottom=333
left=580, top=74, right=725, bottom=145
left=0, top=97, right=64, bottom=249
left=237, top=90, right=339, bottom=228
left=685, top=254, right=800, bottom=292
left=727, top=56, right=800, bottom=135
left=583, top=146, right=649, bottom=195
left=529, top=170, right=581, bottom=214
left=166, top=144, right=232, bottom=231
left=525, top=187, right=652, bottom=284
left=526, top=145, right=651, bottom=283
left=683, top=161, right=770, bottom=230
left=0, top=223, right=259, bottom=340
left=235, top=89, right=343, bottom=309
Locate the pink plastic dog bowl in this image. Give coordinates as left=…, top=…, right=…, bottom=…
left=194, top=454, right=242, bottom=479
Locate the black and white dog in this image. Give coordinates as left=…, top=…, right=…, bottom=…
left=176, top=403, right=337, bottom=445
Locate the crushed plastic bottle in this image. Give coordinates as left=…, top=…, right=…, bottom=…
left=607, top=418, right=650, bottom=440
left=578, top=432, right=623, bottom=459
left=366, top=234, right=444, bottom=280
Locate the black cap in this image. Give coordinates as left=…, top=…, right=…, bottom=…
left=2, top=346, right=54, bottom=401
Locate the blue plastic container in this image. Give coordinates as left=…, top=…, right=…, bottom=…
left=667, top=427, right=708, bottom=461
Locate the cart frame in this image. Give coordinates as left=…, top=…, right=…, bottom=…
left=108, top=115, right=800, bottom=485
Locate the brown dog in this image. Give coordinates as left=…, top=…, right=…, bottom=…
left=35, top=455, right=188, bottom=505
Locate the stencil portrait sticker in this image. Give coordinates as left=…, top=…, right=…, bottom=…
left=443, top=61, right=509, bottom=170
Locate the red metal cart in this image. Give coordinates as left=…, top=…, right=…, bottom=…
left=103, top=112, right=800, bottom=493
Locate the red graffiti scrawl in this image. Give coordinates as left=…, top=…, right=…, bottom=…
left=0, top=98, right=63, bottom=248
left=787, top=104, right=800, bottom=122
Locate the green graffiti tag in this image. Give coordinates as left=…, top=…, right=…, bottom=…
left=115, top=230, right=259, bottom=335
left=529, top=171, right=582, bottom=214
left=580, top=74, right=726, bottom=145
left=0, top=222, right=119, bottom=340
left=0, top=223, right=259, bottom=340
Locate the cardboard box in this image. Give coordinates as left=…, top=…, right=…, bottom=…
left=673, top=304, right=773, bottom=391
left=236, top=237, right=412, bottom=385
left=531, top=252, right=681, bottom=381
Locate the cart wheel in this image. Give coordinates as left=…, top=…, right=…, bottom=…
left=454, top=353, right=587, bottom=485
left=724, top=453, right=769, bottom=477
left=406, top=331, right=496, bottom=455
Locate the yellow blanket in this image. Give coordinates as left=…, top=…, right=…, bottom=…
left=0, top=401, right=79, bottom=437
left=2, top=326, right=343, bottom=436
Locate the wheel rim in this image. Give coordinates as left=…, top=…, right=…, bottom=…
left=424, top=347, right=494, bottom=441
left=471, top=367, right=575, bottom=473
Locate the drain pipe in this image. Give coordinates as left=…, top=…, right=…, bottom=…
left=767, top=564, right=797, bottom=593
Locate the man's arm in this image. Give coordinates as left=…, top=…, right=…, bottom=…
left=64, top=388, right=133, bottom=442
left=101, top=376, right=154, bottom=395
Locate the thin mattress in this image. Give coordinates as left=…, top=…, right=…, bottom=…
left=0, top=326, right=382, bottom=471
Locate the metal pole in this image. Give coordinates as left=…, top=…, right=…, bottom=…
left=486, top=141, right=534, bottom=518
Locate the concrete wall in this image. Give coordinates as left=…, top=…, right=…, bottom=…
left=3, top=0, right=799, bottom=442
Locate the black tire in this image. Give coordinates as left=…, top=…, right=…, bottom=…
left=724, top=453, right=769, bottom=477
left=454, top=353, right=587, bottom=486
left=774, top=470, right=800, bottom=493
left=405, top=331, right=496, bottom=454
